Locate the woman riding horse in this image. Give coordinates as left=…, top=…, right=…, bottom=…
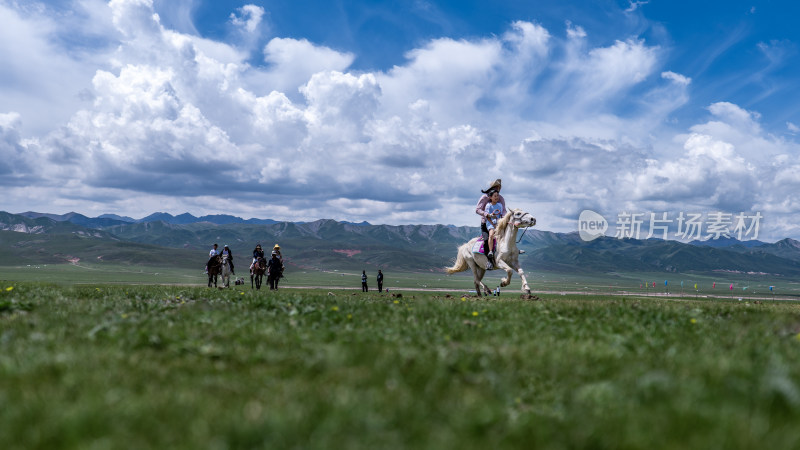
left=446, top=209, right=536, bottom=296
left=475, top=179, right=505, bottom=269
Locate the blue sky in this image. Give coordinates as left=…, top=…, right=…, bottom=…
left=1, top=0, right=800, bottom=241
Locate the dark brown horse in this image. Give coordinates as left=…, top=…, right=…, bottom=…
left=207, top=254, right=222, bottom=288
left=250, top=257, right=266, bottom=289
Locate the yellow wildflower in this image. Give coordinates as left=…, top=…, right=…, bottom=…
left=472, top=311, right=479, bottom=317
left=331, top=306, right=339, bottom=311
left=5, top=286, right=12, bottom=292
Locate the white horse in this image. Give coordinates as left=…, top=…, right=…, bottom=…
left=220, top=254, right=232, bottom=288
left=445, top=209, right=536, bottom=296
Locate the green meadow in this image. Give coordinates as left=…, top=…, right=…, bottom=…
left=3, top=263, right=800, bottom=299
left=3, top=281, right=800, bottom=449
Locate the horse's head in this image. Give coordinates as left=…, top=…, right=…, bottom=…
left=509, top=209, right=536, bottom=228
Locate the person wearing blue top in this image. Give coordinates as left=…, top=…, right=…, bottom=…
left=484, top=190, right=504, bottom=269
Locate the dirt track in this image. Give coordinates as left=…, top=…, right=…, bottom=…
left=278, top=285, right=799, bottom=301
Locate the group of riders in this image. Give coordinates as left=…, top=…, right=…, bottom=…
left=203, top=177, right=510, bottom=287
left=205, top=242, right=284, bottom=289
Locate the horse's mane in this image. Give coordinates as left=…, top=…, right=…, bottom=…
left=494, top=209, right=516, bottom=236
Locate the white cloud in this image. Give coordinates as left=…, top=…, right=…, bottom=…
left=259, top=37, right=355, bottom=95
left=0, top=112, right=31, bottom=183
left=3, top=2, right=800, bottom=241
left=0, top=2, right=111, bottom=136
left=787, top=122, right=799, bottom=134
left=229, top=4, right=264, bottom=33
left=661, top=71, right=690, bottom=86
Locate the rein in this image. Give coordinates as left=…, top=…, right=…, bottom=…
left=516, top=225, right=530, bottom=244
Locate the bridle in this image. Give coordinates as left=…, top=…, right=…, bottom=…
left=514, top=212, right=535, bottom=244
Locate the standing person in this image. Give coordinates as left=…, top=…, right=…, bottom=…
left=361, top=270, right=368, bottom=292
left=267, top=251, right=282, bottom=290
left=475, top=179, right=506, bottom=269
left=272, top=244, right=284, bottom=280
left=377, top=270, right=384, bottom=292
left=205, top=243, right=219, bottom=274
left=484, top=190, right=504, bottom=269
left=221, top=245, right=235, bottom=275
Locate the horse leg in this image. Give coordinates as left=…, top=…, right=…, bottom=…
left=494, top=259, right=514, bottom=288
left=472, top=266, right=487, bottom=297
left=512, top=263, right=531, bottom=293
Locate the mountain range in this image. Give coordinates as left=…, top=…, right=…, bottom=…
left=3, top=210, right=800, bottom=276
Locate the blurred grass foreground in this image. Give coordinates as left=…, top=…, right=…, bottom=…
left=2, top=282, right=800, bottom=449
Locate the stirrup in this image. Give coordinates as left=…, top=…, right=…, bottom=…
left=486, top=261, right=494, bottom=270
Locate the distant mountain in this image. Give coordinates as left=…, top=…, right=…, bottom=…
left=98, top=213, right=136, bottom=222
left=689, top=236, right=767, bottom=248
left=19, top=211, right=132, bottom=228
left=101, top=216, right=800, bottom=275
left=2, top=212, right=114, bottom=235
left=138, top=212, right=191, bottom=224
left=0, top=212, right=185, bottom=267
left=4, top=210, right=800, bottom=275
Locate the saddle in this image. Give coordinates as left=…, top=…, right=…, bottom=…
left=472, top=238, right=497, bottom=255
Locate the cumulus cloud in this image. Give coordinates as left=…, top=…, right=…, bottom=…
left=260, top=38, right=355, bottom=95
left=0, top=113, right=32, bottom=184
left=2, top=0, right=800, bottom=241
left=229, top=4, right=264, bottom=33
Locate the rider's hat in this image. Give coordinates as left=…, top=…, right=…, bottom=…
left=256, top=244, right=261, bottom=248
left=273, top=244, right=280, bottom=249
left=482, top=178, right=502, bottom=194
left=224, top=244, right=229, bottom=248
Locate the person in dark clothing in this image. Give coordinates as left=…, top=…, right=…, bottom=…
left=250, top=244, right=265, bottom=271
left=361, top=270, right=368, bottom=292
left=267, top=252, right=283, bottom=290
left=205, top=243, right=219, bottom=274
left=377, top=270, right=384, bottom=292
left=221, top=245, right=235, bottom=275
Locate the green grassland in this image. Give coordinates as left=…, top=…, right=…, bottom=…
left=3, top=262, right=800, bottom=302
left=3, top=282, right=800, bottom=449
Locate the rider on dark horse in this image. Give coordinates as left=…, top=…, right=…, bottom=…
left=476, top=179, right=505, bottom=270
left=205, top=243, right=219, bottom=274
left=250, top=244, right=265, bottom=271
left=267, top=251, right=284, bottom=290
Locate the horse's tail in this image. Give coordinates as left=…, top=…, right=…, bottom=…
left=445, top=244, right=470, bottom=274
